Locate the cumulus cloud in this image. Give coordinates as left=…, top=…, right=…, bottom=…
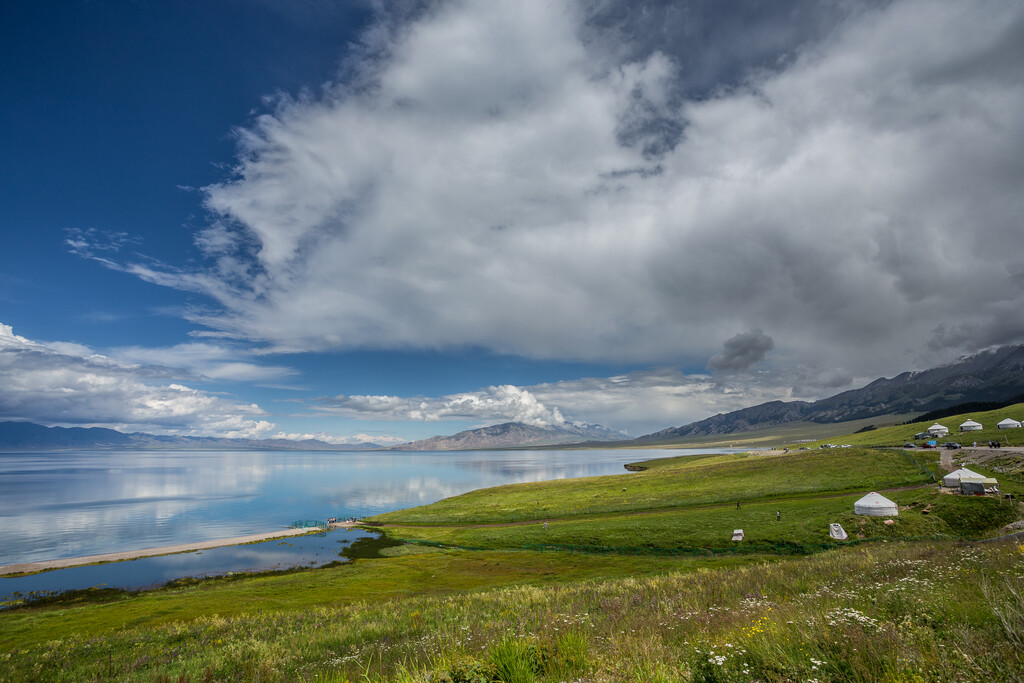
left=0, top=323, right=276, bottom=437
left=318, top=385, right=566, bottom=427
left=708, top=329, right=775, bottom=372
left=89, top=0, right=1024, bottom=381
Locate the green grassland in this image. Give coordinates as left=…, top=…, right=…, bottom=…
left=3, top=444, right=1024, bottom=681
left=2, top=542, right=1022, bottom=681
left=800, top=401, right=1024, bottom=448
left=370, top=448, right=936, bottom=525
left=618, top=414, right=918, bottom=449
left=371, top=446, right=1018, bottom=556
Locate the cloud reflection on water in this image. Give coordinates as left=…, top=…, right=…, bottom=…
left=0, top=448, right=727, bottom=565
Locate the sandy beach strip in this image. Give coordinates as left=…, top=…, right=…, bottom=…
left=0, top=527, right=319, bottom=576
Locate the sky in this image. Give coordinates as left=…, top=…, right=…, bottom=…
left=2, top=0, right=1023, bottom=445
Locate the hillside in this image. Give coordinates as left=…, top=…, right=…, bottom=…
left=638, top=344, right=1024, bottom=442
left=800, top=400, right=1024, bottom=449
left=391, top=421, right=622, bottom=450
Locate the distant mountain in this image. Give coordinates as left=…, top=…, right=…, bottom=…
left=637, top=345, right=1024, bottom=442
left=392, top=421, right=623, bottom=451
left=0, top=421, right=383, bottom=451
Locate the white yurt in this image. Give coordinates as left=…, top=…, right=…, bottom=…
left=959, top=419, right=983, bottom=431
left=997, top=418, right=1022, bottom=429
left=854, top=492, right=899, bottom=517
left=942, top=467, right=984, bottom=488
left=928, top=423, right=949, bottom=437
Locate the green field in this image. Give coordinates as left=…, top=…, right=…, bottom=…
left=371, top=446, right=1017, bottom=555
left=615, top=414, right=919, bottom=449
left=2, top=542, right=1021, bottom=681
left=370, top=448, right=936, bottom=525
left=799, top=401, right=1024, bottom=448
left=2, top=445, right=1023, bottom=681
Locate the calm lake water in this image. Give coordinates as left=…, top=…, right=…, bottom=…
left=0, top=447, right=721, bottom=600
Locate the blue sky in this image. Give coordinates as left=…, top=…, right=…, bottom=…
left=3, top=0, right=1023, bottom=444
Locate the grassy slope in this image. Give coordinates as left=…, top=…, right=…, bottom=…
left=0, top=552, right=762, bottom=652
left=801, top=401, right=1024, bottom=448
left=373, top=447, right=1019, bottom=551
left=626, top=413, right=919, bottom=448
left=2, top=542, right=1021, bottom=682
left=370, top=448, right=933, bottom=525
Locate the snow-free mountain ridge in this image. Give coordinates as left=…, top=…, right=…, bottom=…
left=637, top=345, right=1024, bottom=441
left=392, top=421, right=623, bottom=451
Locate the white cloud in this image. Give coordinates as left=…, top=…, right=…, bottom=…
left=318, top=384, right=566, bottom=427
left=108, top=343, right=298, bottom=383
left=93, top=0, right=1024, bottom=381
left=270, top=430, right=405, bottom=445
left=0, top=323, right=277, bottom=438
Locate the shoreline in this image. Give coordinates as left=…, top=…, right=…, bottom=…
left=0, top=523, right=363, bottom=576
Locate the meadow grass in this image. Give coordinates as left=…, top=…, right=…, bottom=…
left=370, top=448, right=932, bottom=525
left=381, top=487, right=1020, bottom=552
left=2, top=541, right=1022, bottom=681
left=801, top=401, right=1024, bottom=448
left=2, top=550, right=734, bottom=652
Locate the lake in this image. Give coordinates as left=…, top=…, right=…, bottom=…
left=0, top=447, right=722, bottom=600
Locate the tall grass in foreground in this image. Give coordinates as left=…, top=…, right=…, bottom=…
left=2, top=541, right=1022, bottom=681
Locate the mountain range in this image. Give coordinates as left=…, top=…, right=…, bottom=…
left=0, top=421, right=382, bottom=452
left=636, top=345, right=1024, bottom=442
left=391, top=421, right=623, bottom=450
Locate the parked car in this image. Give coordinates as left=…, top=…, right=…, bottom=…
left=942, top=442, right=962, bottom=449
left=903, top=442, right=916, bottom=448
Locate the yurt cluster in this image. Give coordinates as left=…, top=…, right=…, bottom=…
left=912, top=415, right=1023, bottom=441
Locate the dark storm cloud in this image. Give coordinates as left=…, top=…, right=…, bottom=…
left=708, top=329, right=775, bottom=371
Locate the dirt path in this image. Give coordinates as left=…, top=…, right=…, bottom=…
left=940, top=448, right=954, bottom=473
left=0, top=527, right=318, bottom=576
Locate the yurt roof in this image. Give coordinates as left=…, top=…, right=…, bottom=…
left=944, top=467, right=984, bottom=481
left=855, top=491, right=897, bottom=507
left=929, top=423, right=947, bottom=429
left=959, top=419, right=982, bottom=427
left=998, top=418, right=1022, bottom=426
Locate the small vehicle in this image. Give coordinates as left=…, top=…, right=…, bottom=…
left=942, top=442, right=962, bottom=449
left=903, top=442, right=916, bottom=448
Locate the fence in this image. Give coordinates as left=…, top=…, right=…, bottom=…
left=290, top=520, right=328, bottom=530
left=899, top=449, right=939, bottom=482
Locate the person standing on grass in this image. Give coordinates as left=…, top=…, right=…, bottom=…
left=776, top=510, right=780, bottom=521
